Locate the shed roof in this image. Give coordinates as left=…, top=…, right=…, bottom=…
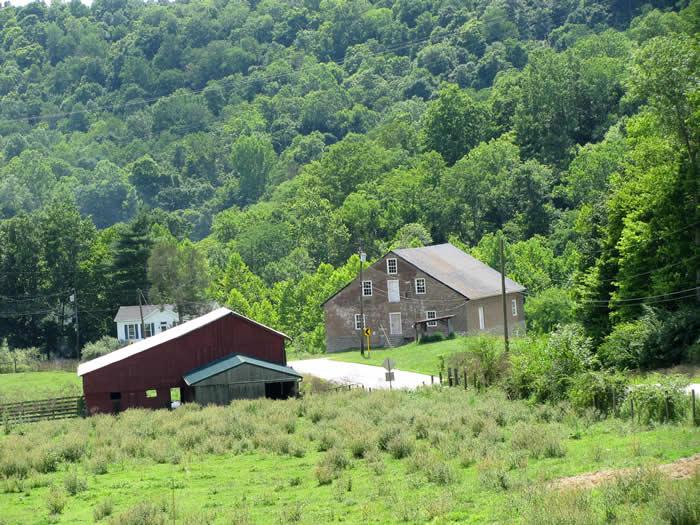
left=114, top=304, right=177, bottom=322
left=183, top=353, right=302, bottom=386
left=78, top=308, right=291, bottom=377
left=413, top=314, right=455, bottom=326
left=393, top=243, right=525, bottom=300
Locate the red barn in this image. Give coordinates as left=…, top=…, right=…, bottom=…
left=78, top=308, right=295, bottom=414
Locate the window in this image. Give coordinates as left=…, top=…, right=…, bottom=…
left=354, top=314, right=366, bottom=330
left=478, top=306, right=485, bottom=330
left=386, top=258, right=398, bottom=275
left=146, top=389, right=157, bottom=398
left=511, top=298, right=518, bottom=317
left=415, top=278, right=426, bottom=295
left=387, top=280, right=400, bottom=303
left=426, top=311, right=437, bottom=327
left=125, top=324, right=138, bottom=340
left=362, top=280, right=373, bottom=297
left=144, top=323, right=155, bottom=337
left=160, top=321, right=167, bottom=332
left=389, top=312, right=402, bottom=335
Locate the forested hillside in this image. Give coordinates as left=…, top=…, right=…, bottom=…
left=0, top=0, right=697, bottom=364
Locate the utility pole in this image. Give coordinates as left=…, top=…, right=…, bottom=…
left=359, top=248, right=366, bottom=357
left=71, top=289, right=80, bottom=360
left=499, top=237, right=510, bottom=353
left=137, top=288, right=146, bottom=340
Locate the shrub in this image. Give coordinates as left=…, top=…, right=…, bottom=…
left=477, top=458, right=511, bottom=491
left=524, top=287, right=576, bottom=335
left=108, top=502, right=168, bottom=525
left=425, top=460, right=456, bottom=485
left=510, top=423, right=566, bottom=459
left=0, top=340, right=41, bottom=373
left=31, top=445, right=59, bottom=474
left=624, top=375, right=689, bottom=424
left=656, top=475, right=700, bottom=525
left=447, top=336, right=508, bottom=388
left=46, top=486, right=67, bottom=515
left=314, top=448, right=349, bottom=485
left=377, top=426, right=402, bottom=451
left=94, top=498, right=114, bottom=521
left=63, top=469, right=87, bottom=495
left=347, top=433, right=374, bottom=459
left=387, top=434, right=415, bottom=459
left=519, top=487, right=597, bottom=524
left=418, top=333, right=444, bottom=344
left=81, top=337, right=125, bottom=362
left=568, top=370, right=628, bottom=414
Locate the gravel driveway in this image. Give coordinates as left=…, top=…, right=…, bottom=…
left=288, top=358, right=434, bottom=390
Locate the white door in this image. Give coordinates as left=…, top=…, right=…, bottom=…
left=389, top=312, right=402, bottom=335
left=387, top=280, right=400, bottom=303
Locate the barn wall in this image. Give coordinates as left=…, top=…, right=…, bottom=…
left=82, top=314, right=287, bottom=413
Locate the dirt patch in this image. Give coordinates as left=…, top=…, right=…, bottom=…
left=550, top=453, right=700, bottom=490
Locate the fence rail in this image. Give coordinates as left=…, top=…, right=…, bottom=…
left=0, top=396, right=85, bottom=424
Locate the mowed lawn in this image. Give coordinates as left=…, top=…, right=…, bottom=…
left=325, top=337, right=469, bottom=374
left=0, top=371, right=82, bottom=403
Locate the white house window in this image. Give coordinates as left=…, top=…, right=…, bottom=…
left=426, top=311, right=437, bottom=327
left=354, top=314, right=366, bottom=330
left=160, top=321, right=167, bottom=332
left=126, top=324, right=138, bottom=340
left=386, top=258, right=398, bottom=275
left=144, top=323, right=155, bottom=338
left=511, top=299, right=518, bottom=317
left=362, top=280, right=373, bottom=297
left=387, top=280, right=400, bottom=303
left=478, top=306, right=485, bottom=330
left=415, top=278, right=426, bottom=295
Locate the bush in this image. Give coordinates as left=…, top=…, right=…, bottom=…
left=418, top=333, right=444, bottom=344
left=108, top=502, right=168, bottom=525
left=0, top=340, right=41, bottom=373
left=387, top=434, right=415, bottom=459
left=94, top=498, right=114, bottom=521
left=656, top=475, right=700, bottom=525
left=568, top=370, right=628, bottom=414
left=63, top=469, right=87, bottom=495
left=447, top=336, right=508, bottom=388
left=81, top=337, right=125, bottom=362
left=46, top=486, right=67, bottom=515
left=524, top=287, right=576, bottom=335
left=510, top=423, right=566, bottom=459
left=314, top=448, right=349, bottom=485
left=624, top=375, right=689, bottom=424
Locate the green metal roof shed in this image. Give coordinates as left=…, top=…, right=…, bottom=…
left=183, top=354, right=302, bottom=404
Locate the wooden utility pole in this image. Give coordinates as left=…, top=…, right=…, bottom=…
left=499, top=237, right=510, bottom=353
left=359, top=248, right=366, bottom=357
left=72, top=288, right=80, bottom=360
left=137, top=288, right=146, bottom=339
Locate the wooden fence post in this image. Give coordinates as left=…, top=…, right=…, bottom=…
left=463, top=369, right=467, bottom=390
left=665, top=396, right=670, bottom=422
left=448, top=368, right=453, bottom=387
left=612, top=388, right=616, bottom=417
left=691, top=390, right=696, bottom=425
left=630, top=398, right=634, bottom=422
left=431, top=375, right=434, bottom=385
left=439, top=372, right=442, bottom=385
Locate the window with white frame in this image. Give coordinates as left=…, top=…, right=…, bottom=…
left=354, top=314, right=366, bottom=330
left=386, top=258, right=398, bottom=275
left=426, top=311, right=437, bottom=327
left=478, top=306, right=485, bottom=330
left=362, top=280, right=373, bottom=296
left=160, top=321, right=167, bottom=332
left=126, top=324, right=138, bottom=340
left=415, top=278, right=426, bottom=294
left=144, top=323, right=155, bottom=338
left=511, top=298, right=518, bottom=317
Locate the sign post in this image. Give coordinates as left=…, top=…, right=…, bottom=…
left=383, top=358, right=395, bottom=390
left=363, top=327, right=372, bottom=357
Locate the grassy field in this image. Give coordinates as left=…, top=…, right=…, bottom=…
left=324, top=338, right=468, bottom=375
left=0, top=371, right=82, bottom=403
left=1, top=387, right=699, bottom=524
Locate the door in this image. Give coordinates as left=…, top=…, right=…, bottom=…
left=389, top=312, right=402, bottom=335
left=387, top=280, right=400, bottom=303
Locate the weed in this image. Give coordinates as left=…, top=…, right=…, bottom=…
left=657, top=476, right=700, bottom=525
left=63, top=469, right=87, bottom=495
left=45, top=485, right=66, bottom=515
left=93, top=498, right=114, bottom=521
left=477, top=458, right=511, bottom=491
left=387, top=434, right=415, bottom=459
left=108, top=501, right=168, bottom=525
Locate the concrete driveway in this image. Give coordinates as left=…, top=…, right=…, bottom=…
left=288, top=358, right=433, bottom=390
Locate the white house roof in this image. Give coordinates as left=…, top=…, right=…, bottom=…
left=78, top=307, right=291, bottom=377
left=392, top=243, right=526, bottom=300
left=113, top=304, right=177, bottom=323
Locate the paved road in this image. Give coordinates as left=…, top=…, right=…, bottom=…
left=288, top=358, right=433, bottom=390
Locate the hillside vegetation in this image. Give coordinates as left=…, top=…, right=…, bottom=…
left=0, top=0, right=697, bottom=366
left=1, top=388, right=700, bottom=524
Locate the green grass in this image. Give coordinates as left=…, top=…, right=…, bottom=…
left=1, top=388, right=699, bottom=524
left=0, top=371, right=82, bottom=403
left=326, top=336, right=471, bottom=374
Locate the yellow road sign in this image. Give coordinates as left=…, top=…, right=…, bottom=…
left=363, top=327, right=372, bottom=337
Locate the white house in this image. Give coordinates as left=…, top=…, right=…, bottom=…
left=115, top=305, right=179, bottom=342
